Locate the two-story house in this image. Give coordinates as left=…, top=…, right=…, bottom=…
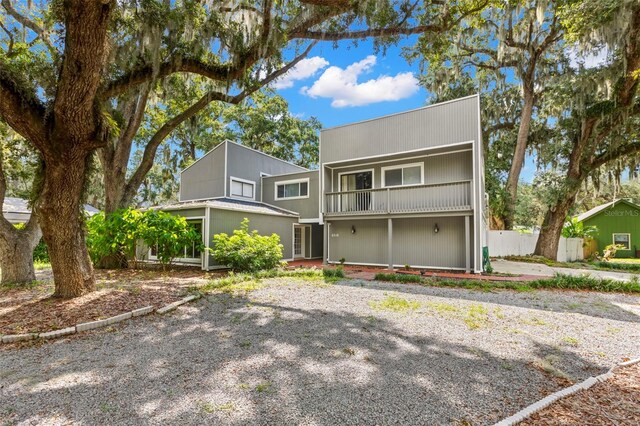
left=154, top=94, right=485, bottom=273
left=152, top=140, right=323, bottom=270
left=320, top=94, right=485, bottom=273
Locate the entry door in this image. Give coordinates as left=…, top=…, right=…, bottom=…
left=294, top=226, right=305, bottom=258
left=340, top=171, right=373, bottom=212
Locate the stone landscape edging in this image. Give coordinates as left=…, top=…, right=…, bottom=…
left=0, top=293, right=202, bottom=345
left=493, top=356, right=640, bottom=426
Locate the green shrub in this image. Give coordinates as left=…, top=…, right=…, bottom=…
left=374, top=272, right=423, bottom=283
left=212, top=218, right=283, bottom=272
left=593, top=261, right=640, bottom=272
left=323, top=267, right=345, bottom=278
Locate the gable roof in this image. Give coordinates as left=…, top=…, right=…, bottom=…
left=2, top=197, right=100, bottom=215
left=151, top=197, right=299, bottom=218
left=576, top=199, right=640, bottom=222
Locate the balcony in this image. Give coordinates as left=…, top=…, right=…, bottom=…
left=324, top=180, right=472, bottom=216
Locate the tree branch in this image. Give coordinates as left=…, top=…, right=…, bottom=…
left=1, top=0, right=55, bottom=55
left=0, top=66, right=47, bottom=151
left=121, top=43, right=315, bottom=205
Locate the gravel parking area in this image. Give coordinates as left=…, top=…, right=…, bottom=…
left=1, top=277, right=638, bottom=425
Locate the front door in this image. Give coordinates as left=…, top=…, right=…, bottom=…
left=294, top=225, right=305, bottom=258
left=340, top=171, right=373, bottom=212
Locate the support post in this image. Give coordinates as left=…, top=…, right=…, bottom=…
left=388, top=218, right=393, bottom=270
left=323, top=221, right=329, bottom=265
left=465, top=215, right=471, bottom=273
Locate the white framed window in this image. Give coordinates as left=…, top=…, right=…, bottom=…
left=381, top=162, right=424, bottom=187
left=613, top=233, right=631, bottom=250
left=230, top=177, right=255, bottom=200
left=275, top=178, right=309, bottom=200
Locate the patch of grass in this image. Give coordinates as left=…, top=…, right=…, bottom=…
left=323, top=267, right=345, bottom=279
left=494, top=307, right=505, bottom=319
left=425, top=301, right=459, bottom=313
left=0, top=279, right=48, bottom=290
left=198, top=401, right=236, bottom=413
left=534, top=355, right=573, bottom=382
left=33, top=261, right=52, bottom=270
left=374, top=272, right=423, bottom=283
left=528, top=273, right=640, bottom=293
left=238, top=383, right=250, bottom=390
left=238, top=340, right=252, bottom=348
left=464, top=304, right=489, bottom=329
left=593, top=260, right=640, bottom=272
left=520, top=316, right=547, bottom=326
left=606, top=327, right=622, bottom=334
left=369, top=295, right=420, bottom=312
left=255, top=382, right=272, bottom=393
left=561, top=336, right=580, bottom=347
left=342, top=347, right=356, bottom=356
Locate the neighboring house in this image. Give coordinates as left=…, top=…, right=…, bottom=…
left=157, top=94, right=487, bottom=272
left=320, top=94, right=486, bottom=273
left=576, top=199, right=640, bottom=258
left=153, top=140, right=323, bottom=270
left=2, top=197, right=99, bottom=224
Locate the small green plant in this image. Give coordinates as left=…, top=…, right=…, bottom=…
left=561, top=336, right=579, bottom=347
left=562, top=217, right=598, bottom=238
left=212, top=218, right=283, bottom=272
left=464, top=304, right=489, bottom=329
left=255, top=382, right=272, bottom=393
left=369, top=295, right=420, bottom=312
left=339, top=257, right=346, bottom=265
left=323, top=267, right=345, bottom=279
left=404, top=264, right=411, bottom=270
left=374, top=272, right=423, bottom=283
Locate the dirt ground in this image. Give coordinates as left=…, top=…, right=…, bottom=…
left=0, top=267, right=220, bottom=335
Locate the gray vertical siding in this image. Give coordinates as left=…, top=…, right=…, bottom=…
left=179, top=143, right=226, bottom=201
left=261, top=170, right=320, bottom=219
left=321, top=95, right=480, bottom=164
left=225, top=142, right=308, bottom=201
left=327, top=220, right=388, bottom=264
left=207, top=209, right=297, bottom=267
left=327, top=216, right=470, bottom=269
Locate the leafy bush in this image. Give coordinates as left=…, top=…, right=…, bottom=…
left=212, top=218, right=283, bottom=272
left=528, top=273, right=640, bottom=293
left=86, top=209, right=203, bottom=269
left=562, top=217, right=598, bottom=238
left=593, top=261, right=640, bottom=272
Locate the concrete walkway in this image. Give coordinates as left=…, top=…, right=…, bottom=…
left=491, top=259, right=640, bottom=282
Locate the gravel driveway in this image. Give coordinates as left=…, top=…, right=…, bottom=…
left=1, top=277, right=639, bottom=425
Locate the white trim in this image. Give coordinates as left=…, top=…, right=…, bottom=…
left=274, top=177, right=310, bottom=201
left=322, top=141, right=474, bottom=167
left=260, top=172, right=272, bottom=177
left=321, top=94, right=480, bottom=132
left=229, top=176, right=256, bottom=201
left=224, top=141, right=228, bottom=198
left=157, top=201, right=298, bottom=218
left=612, top=233, right=631, bottom=250
left=299, top=218, right=321, bottom=223
left=226, top=140, right=309, bottom=171
left=263, top=169, right=318, bottom=179
left=258, top=201, right=300, bottom=216
left=381, top=162, right=424, bottom=188
left=326, top=149, right=472, bottom=171
left=204, top=206, right=210, bottom=271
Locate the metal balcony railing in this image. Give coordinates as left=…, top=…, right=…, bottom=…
left=324, top=180, right=472, bottom=215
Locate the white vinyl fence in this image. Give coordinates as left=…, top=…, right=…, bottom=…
left=488, top=230, right=583, bottom=262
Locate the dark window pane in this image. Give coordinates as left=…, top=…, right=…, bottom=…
left=300, top=182, right=308, bottom=196
left=385, top=169, right=402, bottom=186
left=277, top=185, right=285, bottom=198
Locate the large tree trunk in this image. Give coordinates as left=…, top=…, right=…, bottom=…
left=38, top=152, right=95, bottom=298
left=503, top=89, right=535, bottom=230
left=534, top=196, right=575, bottom=260
left=0, top=221, right=42, bottom=285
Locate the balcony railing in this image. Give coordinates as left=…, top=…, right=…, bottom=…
left=324, top=180, right=472, bottom=216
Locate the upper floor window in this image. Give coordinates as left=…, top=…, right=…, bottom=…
left=230, top=177, right=255, bottom=200
left=381, top=163, right=423, bottom=187
left=275, top=178, right=309, bottom=200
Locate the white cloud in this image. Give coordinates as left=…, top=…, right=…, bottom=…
left=567, top=46, right=609, bottom=69
left=301, top=55, right=419, bottom=107
left=271, top=56, right=329, bottom=89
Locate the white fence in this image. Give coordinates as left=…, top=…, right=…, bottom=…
left=488, top=230, right=583, bottom=262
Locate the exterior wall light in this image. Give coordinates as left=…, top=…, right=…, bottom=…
left=434, top=224, right=439, bottom=234
left=351, top=225, right=356, bottom=234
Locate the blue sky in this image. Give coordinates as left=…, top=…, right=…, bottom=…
left=270, top=39, right=539, bottom=182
